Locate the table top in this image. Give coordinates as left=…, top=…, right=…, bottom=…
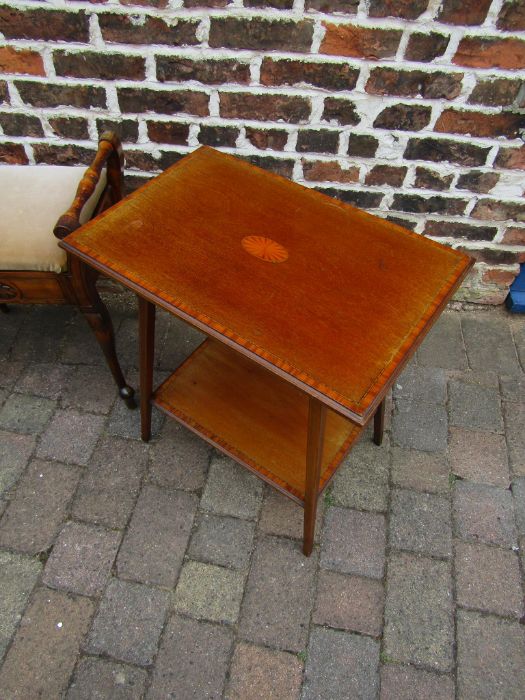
left=61, top=146, right=473, bottom=424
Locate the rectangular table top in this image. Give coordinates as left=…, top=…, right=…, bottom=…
left=61, top=146, right=473, bottom=423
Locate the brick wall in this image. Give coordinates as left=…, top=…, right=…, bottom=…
left=1, top=0, right=524, bottom=304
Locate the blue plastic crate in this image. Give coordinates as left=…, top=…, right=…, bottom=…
left=506, top=263, right=525, bottom=313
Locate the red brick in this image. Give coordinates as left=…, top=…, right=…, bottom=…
left=261, top=58, right=359, bottom=91
left=0, top=46, right=44, bottom=76
left=374, top=104, right=431, bottom=131
left=425, top=220, right=497, bottom=241
left=321, top=23, right=402, bottom=59
left=199, top=125, right=238, bottom=148
left=0, top=113, right=44, bottom=137
left=54, top=51, right=145, bottom=80
left=246, top=128, right=288, bottom=151
left=471, top=198, right=525, bottom=222
left=454, top=37, right=525, bottom=70
left=0, top=5, right=89, bottom=42
left=245, top=0, right=294, bottom=7
left=501, top=227, right=525, bottom=245
left=125, top=151, right=161, bottom=171
left=387, top=216, right=417, bottom=231
left=49, top=116, right=89, bottom=140
left=365, top=165, right=406, bottom=187
left=33, top=144, right=96, bottom=166
left=366, top=68, right=462, bottom=99
left=97, top=118, right=139, bottom=143
left=495, top=146, right=525, bottom=170
left=457, top=171, right=499, bottom=194
left=348, top=133, right=378, bottom=157
left=404, top=138, right=489, bottom=166
left=459, top=247, right=525, bottom=265
left=118, top=88, right=209, bottom=117
left=184, top=0, right=229, bottom=6
left=369, top=0, right=428, bottom=20
left=209, top=17, right=313, bottom=52
left=99, top=13, right=198, bottom=45
left=147, top=121, right=190, bottom=145
left=241, top=154, right=294, bottom=179
left=482, top=267, right=520, bottom=286
left=121, top=0, right=169, bottom=6
left=435, top=108, right=524, bottom=139
left=220, top=92, right=310, bottom=123
left=322, top=98, right=360, bottom=126
left=303, top=160, right=359, bottom=183
left=297, top=129, right=339, bottom=154
left=468, top=78, right=522, bottom=107
left=319, top=187, right=383, bottom=209
left=415, top=167, right=453, bottom=191
left=157, top=57, right=249, bottom=85
left=306, top=0, right=358, bottom=12
left=0, top=142, right=28, bottom=164
left=497, top=1, right=525, bottom=30
left=16, top=81, right=106, bottom=109
left=392, top=194, right=466, bottom=215
left=438, top=0, right=492, bottom=25
left=405, top=32, right=450, bottom=62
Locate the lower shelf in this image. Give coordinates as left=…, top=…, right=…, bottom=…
left=153, top=339, right=364, bottom=502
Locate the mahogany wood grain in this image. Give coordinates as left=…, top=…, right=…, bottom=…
left=373, top=399, right=385, bottom=447
left=303, top=398, right=327, bottom=556
left=139, top=296, right=155, bottom=441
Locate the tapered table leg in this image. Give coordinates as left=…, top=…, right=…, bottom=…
left=303, top=397, right=327, bottom=556
left=374, top=399, right=385, bottom=446
left=139, top=296, right=155, bottom=442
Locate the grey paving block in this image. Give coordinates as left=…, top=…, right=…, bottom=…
left=147, top=614, right=233, bottom=700
left=462, top=315, right=521, bottom=376
left=0, top=551, right=42, bottom=660
left=504, top=401, right=525, bottom=476
left=11, top=306, right=74, bottom=363
left=0, top=587, right=94, bottom=699
left=510, top=317, right=525, bottom=370
left=43, top=521, right=121, bottom=597
left=201, top=454, right=263, bottom=520
left=0, top=361, right=25, bottom=389
left=61, top=364, right=119, bottom=414
left=302, top=627, right=379, bottom=700
left=455, top=540, right=523, bottom=618
left=60, top=312, right=106, bottom=366
left=448, top=427, right=510, bottom=487
left=391, top=447, right=449, bottom=494
left=0, top=429, right=36, bottom=497
left=85, top=578, right=169, bottom=666
left=417, top=312, right=467, bottom=370
left=512, top=477, right=525, bottom=535
left=239, top=535, right=317, bottom=653
left=500, top=375, right=525, bottom=403
left=227, top=641, right=303, bottom=700
left=15, top=362, right=75, bottom=400
left=389, top=489, right=452, bottom=558
left=0, top=459, right=81, bottom=554
left=393, top=366, right=447, bottom=404
left=453, top=481, right=517, bottom=548
left=332, top=435, right=389, bottom=512
left=321, top=507, right=386, bottom=579
left=67, top=657, right=148, bottom=700
left=157, top=315, right=205, bottom=371
left=107, top=382, right=164, bottom=440
left=149, top=420, right=211, bottom=492
left=259, top=487, right=324, bottom=541
left=449, top=380, right=502, bottom=432
left=0, top=393, right=56, bottom=434
left=72, top=436, right=149, bottom=529
left=0, top=311, right=24, bottom=360
left=384, top=552, right=454, bottom=671
left=188, top=512, right=255, bottom=569
left=380, top=665, right=454, bottom=700
left=457, top=610, right=525, bottom=700
left=392, top=399, right=448, bottom=452
left=173, top=560, right=244, bottom=624
left=117, top=484, right=197, bottom=587
left=36, top=409, right=105, bottom=466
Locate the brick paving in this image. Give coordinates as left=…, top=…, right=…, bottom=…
left=0, top=297, right=524, bottom=699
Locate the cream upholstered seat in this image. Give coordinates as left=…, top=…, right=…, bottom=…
left=0, top=165, right=106, bottom=273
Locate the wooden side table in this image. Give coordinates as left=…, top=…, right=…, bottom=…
left=61, top=147, right=473, bottom=555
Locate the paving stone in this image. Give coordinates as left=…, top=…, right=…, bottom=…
left=321, top=507, right=386, bottom=579
left=107, top=381, right=164, bottom=440
left=60, top=311, right=106, bottom=365
left=0, top=393, right=56, bottom=434
left=0, top=429, right=36, bottom=497
left=393, top=366, right=447, bottom=404
left=453, top=481, right=517, bottom=548
left=15, top=362, right=75, bottom=400
left=158, top=315, right=205, bottom=371
left=173, top=560, right=244, bottom=624
left=392, top=399, right=448, bottom=452
left=117, top=484, right=197, bottom=587
left=510, top=316, right=525, bottom=370
left=332, top=435, right=389, bottom=511
left=188, top=512, right=255, bottom=569
left=0, top=587, right=94, bottom=698
left=0, top=310, right=24, bottom=359
left=384, top=552, right=453, bottom=671
left=67, top=657, right=148, bottom=700
left=259, top=486, right=324, bottom=541
left=391, top=447, right=449, bottom=494
left=500, top=375, right=525, bottom=403
left=201, top=454, right=263, bottom=520
left=43, top=521, right=121, bottom=597
left=0, top=551, right=42, bottom=660
left=37, top=409, right=105, bottom=466
left=504, top=401, right=525, bottom=476
left=61, top=364, right=118, bottom=414
left=457, top=610, right=525, bottom=700
left=513, top=477, right=525, bottom=535
left=462, top=315, right=521, bottom=376
left=85, top=578, right=169, bottom=666
left=455, top=540, right=523, bottom=618
left=114, top=315, right=140, bottom=370
left=417, top=312, right=467, bottom=370
left=0, top=360, right=25, bottom=389
left=302, top=627, right=379, bottom=700
left=149, top=420, right=210, bottom=491
left=390, top=489, right=452, bottom=558
left=380, top=665, right=454, bottom=700
left=448, top=427, right=510, bottom=487
left=11, top=306, right=74, bottom=363
left=0, top=459, right=81, bottom=554
left=449, top=380, right=502, bottom=432
left=71, top=436, right=148, bottom=529
left=227, top=641, right=303, bottom=700
left=239, top=535, right=317, bottom=652
left=148, top=614, right=233, bottom=699
left=313, top=570, right=384, bottom=637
